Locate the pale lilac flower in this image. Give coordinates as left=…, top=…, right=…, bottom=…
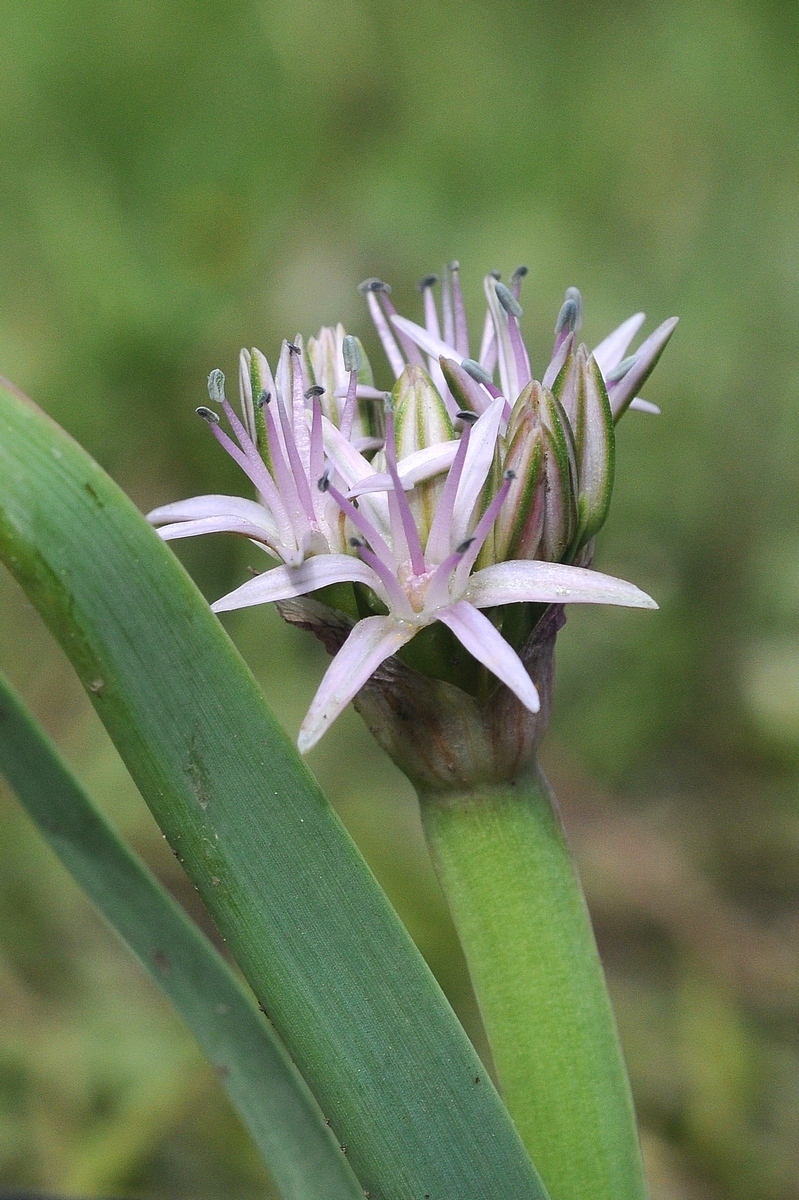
left=201, top=391, right=655, bottom=754
left=148, top=267, right=672, bottom=755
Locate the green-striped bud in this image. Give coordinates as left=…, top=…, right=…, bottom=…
left=392, top=365, right=455, bottom=542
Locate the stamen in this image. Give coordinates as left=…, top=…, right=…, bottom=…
left=361, top=280, right=405, bottom=379
left=479, top=274, right=500, bottom=374
left=309, top=393, right=325, bottom=494
left=506, top=309, right=532, bottom=391
left=461, top=359, right=495, bottom=388
left=374, top=282, right=424, bottom=367
left=358, top=278, right=391, bottom=295
left=449, top=260, right=470, bottom=359
left=456, top=410, right=479, bottom=425
left=199, top=408, right=296, bottom=549
left=495, top=282, right=523, bottom=319
left=511, top=266, right=529, bottom=300
left=283, top=348, right=316, bottom=520
left=323, top=477, right=396, bottom=570
left=257, top=390, right=271, bottom=407
left=418, top=273, right=441, bottom=341
left=342, top=335, right=361, bottom=373
left=425, top=418, right=475, bottom=563
left=553, top=287, right=583, bottom=355
left=258, top=380, right=311, bottom=534
left=605, top=354, right=636, bottom=385
left=383, top=406, right=426, bottom=576
left=207, top=369, right=226, bottom=404
left=340, top=366, right=359, bottom=442
left=424, top=545, right=471, bottom=611
left=305, top=385, right=325, bottom=399
left=214, top=377, right=307, bottom=540
left=453, top=469, right=516, bottom=591
left=353, top=541, right=413, bottom=617
left=196, top=406, right=220, bottom=424
left=287, top=342, right=301, bottom=354
left=442, top=264, right=454, bottom=347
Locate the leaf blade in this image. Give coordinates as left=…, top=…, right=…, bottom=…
left=0, top=383, right=548, bottom=1200
left=0, top=669, right=365, bottom=1200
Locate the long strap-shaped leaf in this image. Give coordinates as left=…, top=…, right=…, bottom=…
left=0, top=668, right=365, bottom=1200
left=0, top=382, right=548, bottom=1200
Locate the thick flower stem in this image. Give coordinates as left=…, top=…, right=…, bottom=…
left=418, top=766, right=648, bottom=1200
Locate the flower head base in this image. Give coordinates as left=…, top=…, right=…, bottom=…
left=148, top=265, right=675, bottom=774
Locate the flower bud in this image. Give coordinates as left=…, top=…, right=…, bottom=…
left=392, top=365, right=455, bottom=542
left=551, top=344, right=615, bottom=552
left=538, top=387, right=578, bottom=562
left=492, top=385, right=546, bottom=562
left=306, top=324, right=378, bottom=440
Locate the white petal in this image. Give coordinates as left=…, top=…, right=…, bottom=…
left=464, top=560, right=658, bottom=609
left=348, top=441, right=459, bottom=497
left=148, top=494, right=274, bottom=530
left=592, top=313, right=646, bottom=376
left=450, top=396, right=507, bottom=547
left=333, top=384, right=386, bottom=400
left=298, top=615, right=416, bottom=753
left=390, top=314, right=461, bottom=365
left=609, top=317, right=678, bottom=420
left=352, top=436, right=384, bottom=454
left=156, top=516, right=280, bottom=545
left=211, top=555, right=384, bottom=613
left=320, top=414, right=391, bottom=535
left=321, top=415, right=376, bottom=487
left=628, top=397, right=660, bottom=415
left=436, top=601, right=540, bottom=713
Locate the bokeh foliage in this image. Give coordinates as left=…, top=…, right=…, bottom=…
left=1, top=0, right=798, bottom=1195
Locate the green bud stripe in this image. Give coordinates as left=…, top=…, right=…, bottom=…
left=249, top=354, right=272, bottom=470
left=541, top=423, right=577, bottom=562
left=392, top=366, right=455, bottom=545
left=573, top=354, right=615, bottom=549
left=503, top=428, right=545, bottom=560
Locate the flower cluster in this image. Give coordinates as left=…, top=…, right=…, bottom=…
left=149, top=264, right=675, bottom=753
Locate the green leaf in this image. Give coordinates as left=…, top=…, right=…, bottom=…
left=0, top=669, right=364, bottom=1200
left=0, top=381, right=547, bottom=1200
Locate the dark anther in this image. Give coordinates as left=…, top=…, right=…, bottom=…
left=462, top=359, right=493, bottom=386
left=456, top=537, right=475, bottom=554
left=287, top=342, right=301, bottom=354
left=358, top=277, right=390, bottom=294
left=511, top=265, right=529, bottom=281
left=207, top=368, right=225, bottom=402
left=257, top=390, right=271, bottom=408
left=504, top=469, right=517, bottom=482
left=196, top=406, right=220, bottom=424
left=349, top=536, right=364, bottom=549
left=416, top=273, right=438, bottom=291
left=496, top=282, right=523, bottom=318
left=317, top=471, right=331, bottom=493
left=456, top=409, right=478, bottom=424
left=305, top=385, right=325, bottom=398
left=489, top=269, right=501, bottom=280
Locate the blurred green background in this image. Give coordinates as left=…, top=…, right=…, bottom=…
left=1, top=0, right=798, bottom=1195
